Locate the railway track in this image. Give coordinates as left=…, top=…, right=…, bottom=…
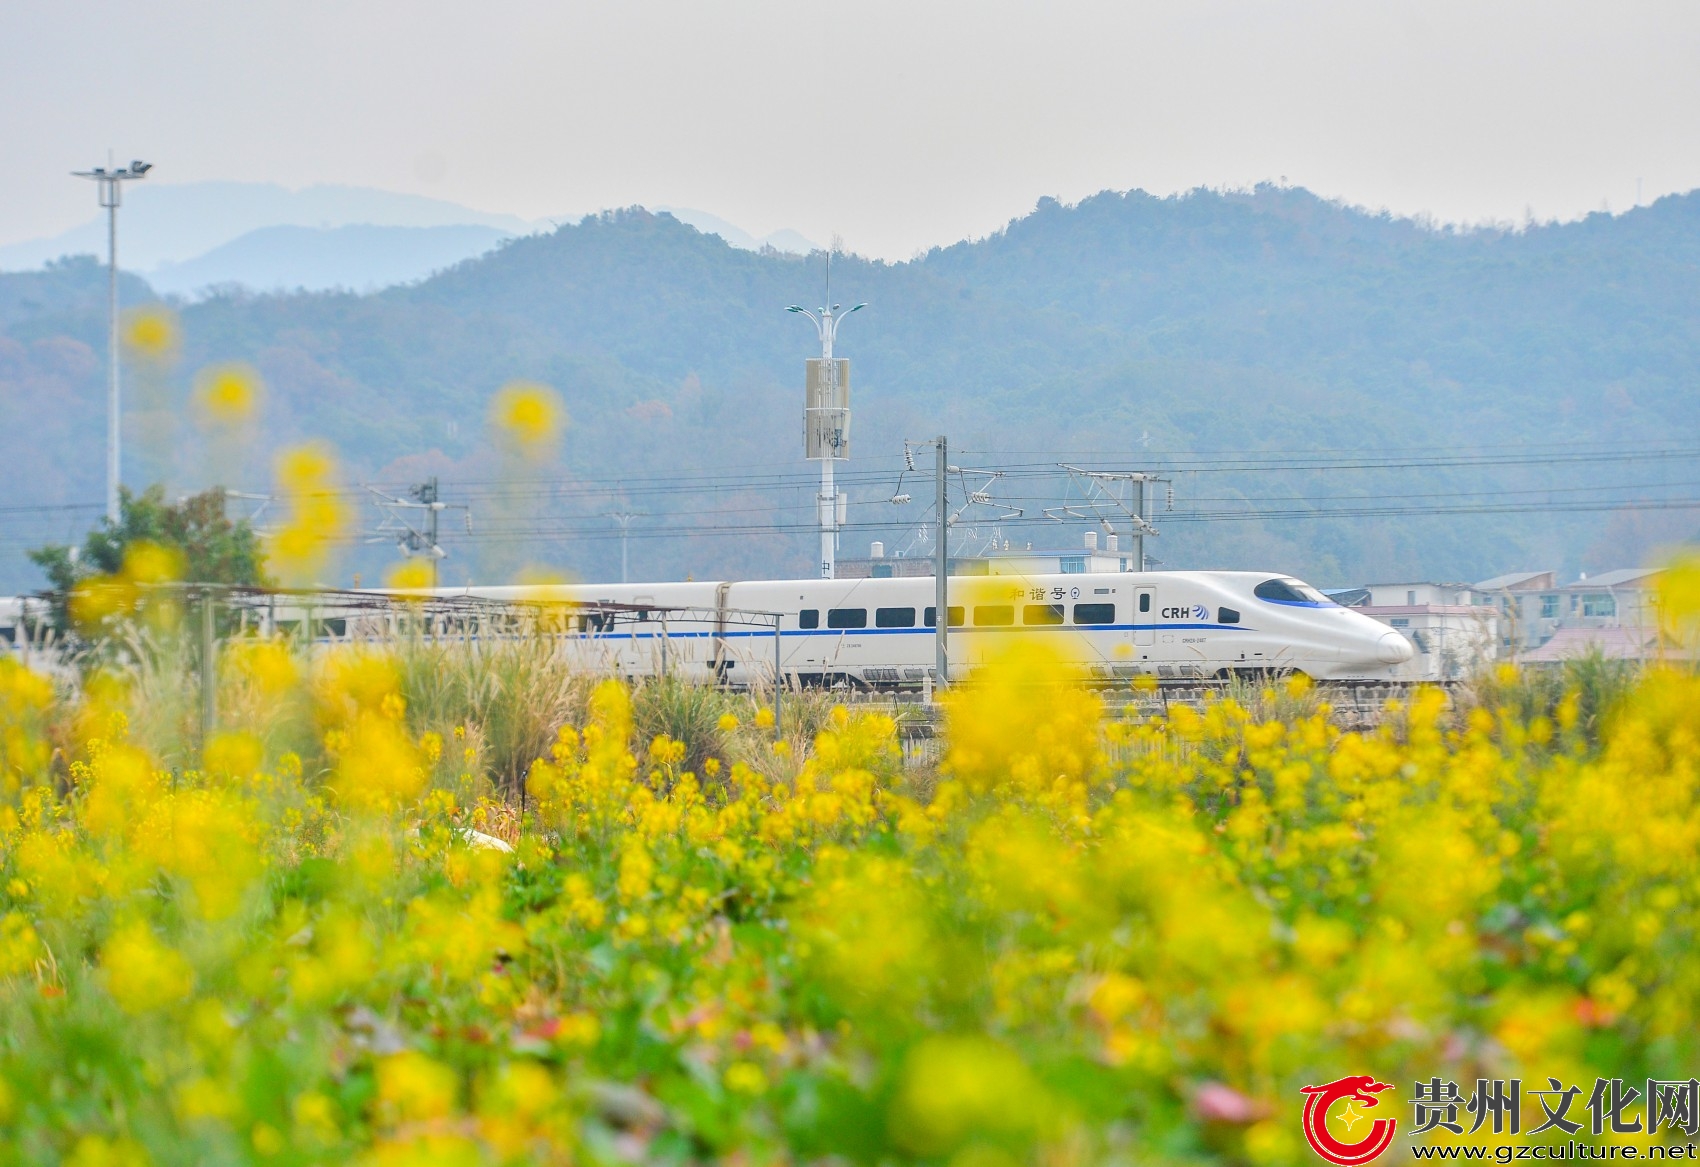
left=832, top=680, right=1463, bottom=757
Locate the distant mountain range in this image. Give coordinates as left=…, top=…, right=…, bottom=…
left=0, top=182, right=537, bottom=273
left=145, top=224, right=515, bottom=296
left=1, top=185, right=1695, bottom=591
left=0, top=182, right=819, bottom=295
left=652, top=208, right=818, bottom=256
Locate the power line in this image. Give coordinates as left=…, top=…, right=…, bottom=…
left=2, top=443, right=1696, bottom=559
left=171, top=440, right=1688, bottom=499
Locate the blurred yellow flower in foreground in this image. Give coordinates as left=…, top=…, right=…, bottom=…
left=0, top=912, right=41, bottom=977
left=121, top=305, right=179, bottom=360
left=490, top=381, right=566, bottom=459
left=102, top=920, right=194, bottom=1014
left=193, top=363, right=263, bottom=426
left=377, top=1051, right=458, bottom=1123
left=229, top=638, right=299, bottom=699
left=386, top=558, right=435, bottom=592
left=1658, top=551, right=1700, bottom=646
left=943, top=637, right=1101, bottom=798
left=268, top=443, right=350, bottom=585
left=122, top=540, right=185, bottom=584
left=7, top=568, right=1700, bottom=1166
left=889, top=1035, right=1048, bottom=1156
left=66, top=540, right=185, bottom=628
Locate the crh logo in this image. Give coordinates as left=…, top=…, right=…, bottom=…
left=1160, top=604, right=1210, bottom=621
left=1192, top=603, right=1208, bottom=621
left=1300, top=1076, right=1397, bottom=1165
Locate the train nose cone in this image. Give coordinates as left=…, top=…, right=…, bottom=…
left=1377, top=631, right=1414, bottom=664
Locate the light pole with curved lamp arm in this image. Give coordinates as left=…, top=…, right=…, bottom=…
left=72, top=158, right=152, bottom=523
left=787, top=299, right=864, bottom=578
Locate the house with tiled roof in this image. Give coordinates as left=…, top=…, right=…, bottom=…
left=1519, top=568, right=1669, bottom=662
left=1472, top=571, right=1560, bottom=655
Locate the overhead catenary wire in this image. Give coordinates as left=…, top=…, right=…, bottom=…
left=132, top=494, right=1687, bottom=548
left=355, top=443, right=1700, bottom=498
left=1, top=440, right=1695, bottom=555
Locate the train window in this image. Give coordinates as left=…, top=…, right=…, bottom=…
left=1138, top=593, right=1151, bottom=613
left=923, top=606, right=965, bottom=628
left=1218, top=607, right=1241, bottom=624
left=827, top=607, right=867, bottom=629
left=1023, top=604, right=1065, bottom=626
left=974, top=605, right=1014, bottom=626
left=875, top=607, right=916, bottom=628
left=798, top=609, right=819, bottom=629
left=1254, top=577, right=1331, bottom=604
left=1073, top=603, right=1116, bottom=625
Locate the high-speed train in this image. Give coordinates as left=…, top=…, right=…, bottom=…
left=424, top=570, right=1414, bottom=686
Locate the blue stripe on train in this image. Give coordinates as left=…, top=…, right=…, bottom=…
left=577, top=622, right=1255, bottom=641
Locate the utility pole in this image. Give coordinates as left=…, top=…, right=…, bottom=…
left=73, top=156, right=152, bottom=523
left=934, top=434, right=949, bottom=687
left=607, top=511, right=643, bottom=583
left=788, top=252, right=865, bottom=578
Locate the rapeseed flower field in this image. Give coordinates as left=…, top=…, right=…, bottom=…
left=0, top=574, right=1697, bottom=1167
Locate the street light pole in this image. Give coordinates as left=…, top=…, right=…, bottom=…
left=73, top=158, right=152, bottom=523
left=788, top=263, right=865, bottom=579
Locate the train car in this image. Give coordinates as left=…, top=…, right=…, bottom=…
left=443, top=570, right=1413, bottom=686
left=0, top=597, right=52, bottom=657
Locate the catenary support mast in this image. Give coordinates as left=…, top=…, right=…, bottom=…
left=935, top=435, right=949, bottom=686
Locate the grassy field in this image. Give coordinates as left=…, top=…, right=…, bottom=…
left=0, top=588, right=1697, bottom=1166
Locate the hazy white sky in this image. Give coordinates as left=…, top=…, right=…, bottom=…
left=4, top=0, right=1698, bottom=259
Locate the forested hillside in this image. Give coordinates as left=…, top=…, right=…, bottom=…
left=3, top=186, right=1696, bottom=590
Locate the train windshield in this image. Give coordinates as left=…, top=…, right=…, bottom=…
left=1254, top=577, right=1335, bottom=606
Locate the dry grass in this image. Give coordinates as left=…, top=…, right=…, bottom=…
left=391, top=628, right=595, bottom=795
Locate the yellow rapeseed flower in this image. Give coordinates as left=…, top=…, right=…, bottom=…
left=121, top=305, right=179, bottom=360
left=723, top=1061, right=767, bottom=1094
left=1657, top=551, right=1700, bottom=646
left=386, top=558, right=435, bottom=592
left=229, top=637, right=299, bottom=698
left=376, top=1051, right=458, bottom=1124
left=943, top=638, right=1101, bottom=801
left=193, top=362, right=263, bottom=426
left=268, top=443, right=351, bottom=585
left=66, top=1134, right=149, bottom=1167
left=0, top=911, right=41, bottom=976
left=888, top=1035, right=1047, bottom=1156
left=102, top=920, right=194, bottom=1014
left=489, top=381, right=566, bottom=459
left=122, top=540, right=184, bottom=589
